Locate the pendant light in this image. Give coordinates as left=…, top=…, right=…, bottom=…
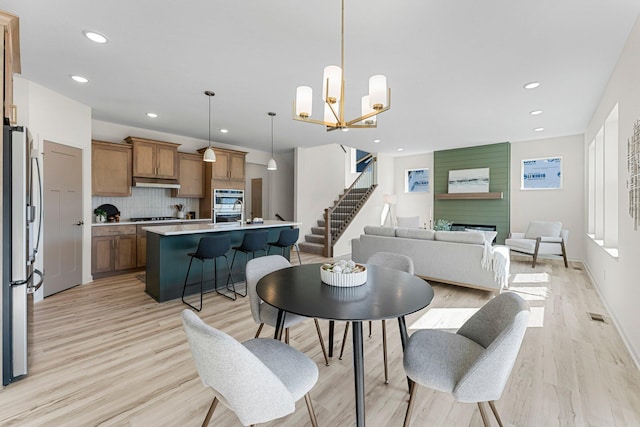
left=267, top=112, right=278, bottom=171
left=203, top=91, right=216, bottom=162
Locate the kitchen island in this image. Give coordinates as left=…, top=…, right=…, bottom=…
left=143, top=220, right=300, bottom=302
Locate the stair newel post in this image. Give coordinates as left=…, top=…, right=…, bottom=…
left=324, top=208, right=332, bottom=258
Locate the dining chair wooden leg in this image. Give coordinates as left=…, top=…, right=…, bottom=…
left=304, top=392, right=319, bottom=427
left=403, top=381, right=418, bottom=427
left=254, top=323, right=264, bottom=338
left=285, top=328, right=290, bottom=344
left=477, top=402, right=492, bottom=427
left=339, top=322, right=350, bottom=360
left=202, top=396, right=218, bottom=427
left=488, top=401, right=504, bottom=427
left=382, top=319, right=388, bottom=384
left=313, top=319, right=330, bottom=366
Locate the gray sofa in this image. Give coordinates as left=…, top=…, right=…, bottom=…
left=351, top=226, right=510, bottom=293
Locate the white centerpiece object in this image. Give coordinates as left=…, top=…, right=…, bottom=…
left=320, top=260, right=367, bottom=287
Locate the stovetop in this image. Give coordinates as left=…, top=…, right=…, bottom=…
left=129, top=216, right=178, bottom=222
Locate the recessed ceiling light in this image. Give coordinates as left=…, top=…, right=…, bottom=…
left=524, top=81, right=540, bottom=89
left=397, top=148, right=404, bottom=152
left=373, top=139, right=381, bottom=143
left=529, top=110, right=543, bottom=115
left=83, top=31, right=108, bottom=44
left=146, top=113, right=158, bottom=118
left=219, top=129, right=229, bottom=133
left=70, top=75, right=88, bottom=83
left=534, top=127, right=545, bottom=132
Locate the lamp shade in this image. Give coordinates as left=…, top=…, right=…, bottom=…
left=296, top=86, right=313, bottom=118
left=322, top=65, right=342, bottom=103
left=361, top=95, right=376, bottom=125
left=369, top=75, right=387, bottom=110
left=267, top=158, right=278, bottom=171
left=203, top=147, right=216, bottom=162
left=383, top=193, right=396, bottom=205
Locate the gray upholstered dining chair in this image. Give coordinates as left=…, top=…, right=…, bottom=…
left=246, top=255, right=330, bottom=366
left=339, top=252, right=414, bottom=384
left=181, top=309, right=319, bottom=427
left=402, top=292, right=530, bottom=427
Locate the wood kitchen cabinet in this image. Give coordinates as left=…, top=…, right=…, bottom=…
left=92, top=225, right=137, bottom=277
left=92, top=140, right=132, bottom=196
left=125, top=136, right=179, bottom=179
left=198, top=147, right=247, bottom=218
left=171, top=152, right=204, bottom=198
left=136, top=225, right=147, bottom=268
left=0, top=12, right=20, bottom=124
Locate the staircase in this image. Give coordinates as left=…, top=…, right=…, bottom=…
left=299, top=157, right=377, bottom=257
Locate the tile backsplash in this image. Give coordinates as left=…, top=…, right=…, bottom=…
left=92, top=187, right=200, bottom=220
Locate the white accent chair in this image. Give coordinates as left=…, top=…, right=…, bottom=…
left=246, top=255, right=330, bottom=366
left=396, top=216, right=421, bottom=228
left=339, top=252, right=415, bottom=384
left=504, top=221, right=569, bottom=268
left=181, top=309, right=319, bottom=426
left=402, top=292, right=530, bottom=427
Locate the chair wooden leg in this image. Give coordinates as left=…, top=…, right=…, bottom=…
left=304, top=393, right=319, bottom=427
left=255, top=323, right=264, bottom=338
left=285, top=328, right=290, bottom=344
left=382, top=319, right=388, bottom=384
left=477, top=402, right=491, bottom=427
left=339, top=322, right=350, bottom=360
left=560, top=239, right=568, bottom=267
left=313, top=318, right=330, bottom=366
left=368, top=320, right=372, bottom=337
left=488, top=401, right=504, bottom=427
left=403, top=381, right=418, bottom=427
left=532, top=238, right=541, bottom=268
left=202, top=396, right=218, bottom=427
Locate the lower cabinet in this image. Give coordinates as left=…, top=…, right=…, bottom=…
left=92, top=225, right=137, bottom=276
left=137, top=226, right=147, bottom=268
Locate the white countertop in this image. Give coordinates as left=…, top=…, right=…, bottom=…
left=92, top=219, right=211, bottom=226
left=142, top=220, right=301, bottom=236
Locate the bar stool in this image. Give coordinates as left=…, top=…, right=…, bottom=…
left=267, top=228, right=302, bottom=265
left=229, top=230, right=269, bottom=297
left=182, top=234, right=236, bottom=311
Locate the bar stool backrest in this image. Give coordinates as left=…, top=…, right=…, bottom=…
left=195, top=235, right=231, bottom=259
left=239, top=231, right=269, bottom=252
left=276, top=228, right=300, bottom=247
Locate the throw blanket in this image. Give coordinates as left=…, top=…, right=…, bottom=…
left=481, top=242, right=510, bottom=289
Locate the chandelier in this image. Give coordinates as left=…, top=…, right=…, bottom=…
left=293, top=0, right=391, bottom=131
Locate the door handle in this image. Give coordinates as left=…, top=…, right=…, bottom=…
left=76, top=220, right=84, bottom=226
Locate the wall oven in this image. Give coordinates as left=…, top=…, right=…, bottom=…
left=213, top=189, right=244, bottom=224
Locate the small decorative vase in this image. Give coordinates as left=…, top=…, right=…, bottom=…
left=176, top=211, right=185, bottom=219
left=96, top=215, right=106, bottom=223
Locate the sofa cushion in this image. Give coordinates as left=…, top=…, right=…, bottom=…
left=466, top=229, right=498, bottom=244
left=524, top=221, right=562, bottom=239
left=435, top=230, right=485, bottom=245
left=396, top=227, right=435, bottom=240
left=364, top=225, right=397, bottom=237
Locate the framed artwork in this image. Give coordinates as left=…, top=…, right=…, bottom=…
left=448, top=168, right=490, bottom=193
left=521, top=157, right=562, bottom=190
left=405, top=168, right=429, bottom=193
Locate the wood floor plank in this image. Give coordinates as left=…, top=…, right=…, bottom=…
left=0, top=253, right=639, bottom=426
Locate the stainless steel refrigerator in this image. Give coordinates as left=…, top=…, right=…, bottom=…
left=2, top=123, right=44, bottom=386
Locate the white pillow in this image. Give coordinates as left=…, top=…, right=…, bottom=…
left=396, top=216, right=420, bottom=228
left=524, top=221, right=562, bottom=239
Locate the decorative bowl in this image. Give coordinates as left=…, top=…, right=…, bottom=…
left=320, top=262, right=367, bottom=287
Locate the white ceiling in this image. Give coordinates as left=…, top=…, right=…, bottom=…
left=3, top=0, right=640, bottom=156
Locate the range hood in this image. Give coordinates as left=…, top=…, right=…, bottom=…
left=132, top=177, right=181, bottom=189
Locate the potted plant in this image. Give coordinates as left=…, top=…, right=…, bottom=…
left=94, top=208, right=107, bottom=223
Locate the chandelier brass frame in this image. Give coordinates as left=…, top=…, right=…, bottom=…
left=292, top=0, right=391, bottom=131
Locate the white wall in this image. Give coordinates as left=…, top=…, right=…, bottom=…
left=582, top=13, right=640, bottom=367
left=510, top=135, right=585, bottom=261
left=14, top=76, right=93, bottom=295
left=393, top=153, right=434, bottom=228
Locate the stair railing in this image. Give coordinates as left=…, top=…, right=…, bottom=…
left=324, top=157, right=377, bottom=257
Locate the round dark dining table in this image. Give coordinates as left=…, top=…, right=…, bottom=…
left=256, top=263, right=434, bottom=427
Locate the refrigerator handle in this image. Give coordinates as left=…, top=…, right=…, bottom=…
left=28, top=269, right=44, bottom=293
left=33, top=156, right=43, bottom=258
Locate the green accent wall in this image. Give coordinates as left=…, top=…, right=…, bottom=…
left=434, top=143, right=510, bottom=243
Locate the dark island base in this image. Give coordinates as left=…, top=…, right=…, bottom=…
left=145, top=226, right=291, bottom=302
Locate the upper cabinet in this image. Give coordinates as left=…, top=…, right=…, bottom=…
left=92, top=140, right=132, bottom=196
left=125, top=136, right=179, bottom=179
left=197, top=147, right=247, bottom=218
left=171, top=152, right=204, bottom=198
left=0, top=11, right=20, bottom=124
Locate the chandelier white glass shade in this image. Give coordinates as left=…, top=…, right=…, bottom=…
left=293, top=0, right=391, bottom=131
left=267, top=112, right=277, bottom=171
left=203, top=91, right=216, bottom=163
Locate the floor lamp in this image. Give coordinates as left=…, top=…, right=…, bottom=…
left=381, top=194, right=396, bottom=226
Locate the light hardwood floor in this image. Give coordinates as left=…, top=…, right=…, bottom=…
left=1, top=252, right=639, bottom=426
